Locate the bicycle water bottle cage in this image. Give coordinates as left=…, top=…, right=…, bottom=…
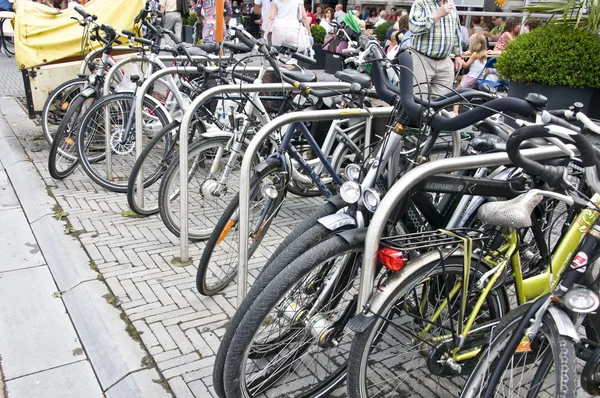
left=524, top=93, right=548, bottom=112
left=477, top=191, right=543, bottom=228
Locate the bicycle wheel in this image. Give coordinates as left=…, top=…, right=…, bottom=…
left=212, top=197, right=347, bottom=398
left=461, top=305, right=576, bottom=398
left=77, top=93, right=170, bottom=193
left=157, top=135, right=252, bottom=240
left=41, top=77, right=86, bottom=145
left=127, top=117, right=207, bottom=216
left=347, top=256, right=507, bottom=398
left=48, top=94, right=96, bottom=179
left=223, top=233, right=363, bottom=398
left=196, top=160, right=287, bottom=295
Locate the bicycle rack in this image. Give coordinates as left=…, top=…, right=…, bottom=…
left=177, top=82, right=356, bottom=266
left=129, top=64, right=264, bottom=215
left=357, top=144, right=580, bottom=314
left=235, top=106, right=394, bottom=306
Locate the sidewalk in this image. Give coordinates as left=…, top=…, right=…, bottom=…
left=0, top=98, right=170, bottom=398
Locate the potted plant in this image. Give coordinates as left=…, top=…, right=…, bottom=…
left=497, top=24, right=600, bottom=118
left=374, top=21, right=393, bottom=42
left=181, top=11, right=197, bottom=44
left=310, top=24, right=327, bottom=69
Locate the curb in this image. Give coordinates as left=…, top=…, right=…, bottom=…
left=0, top=97, right=171, bottom=398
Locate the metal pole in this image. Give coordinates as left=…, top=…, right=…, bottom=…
left=178, top=81, right=355, bottom=265
left=237, top=106, right=394, bottom=307
left=357, top=145, right=578, bottom=314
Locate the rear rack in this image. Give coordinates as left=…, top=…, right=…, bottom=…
left=380, top=228, right=490, bottom=252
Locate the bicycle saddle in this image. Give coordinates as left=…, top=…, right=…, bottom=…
left=197, top=43, right=220, bottom=53
left=334, top=69, right=371, bottom=90
left=477, top=191, right=542, bottom=228
left=187, top=46, right=210, bottom=56
left=281, top=65, right=317, bottom=83
left=471, top=133, right=506, bottom=153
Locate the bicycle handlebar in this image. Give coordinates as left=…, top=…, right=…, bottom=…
left=397, top=51, right=535, bottom=131
left=506, top=124, right=598, bottom=189
left=74, top=5, right=92, bottom=19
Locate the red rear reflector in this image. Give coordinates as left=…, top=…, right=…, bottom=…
left=378, top=247, right=407, bottom=272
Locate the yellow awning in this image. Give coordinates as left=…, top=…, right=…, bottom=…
left=13, top=0, right=144, bottom=70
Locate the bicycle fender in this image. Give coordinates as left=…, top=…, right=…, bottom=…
left=80, top=87, right=97, bottom=98
left=200, top=130, right=233, bottom=140
left=335, top=227, right=366, bottom=246
left=318, top=213, right=357, bottom=231
left=348, top=250, right=461, bottom=333
left=326, top=194, right=346, bottom=208
left=547, top=306, right=580, bottom=342
left=254, top=157, right=282, bottom=174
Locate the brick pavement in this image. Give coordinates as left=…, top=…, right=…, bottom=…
left=0, top=55, right=342, bottom=397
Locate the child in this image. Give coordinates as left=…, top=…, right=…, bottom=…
left=454, top=33, right=487, bottom=114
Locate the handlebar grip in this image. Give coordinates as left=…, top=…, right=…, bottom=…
left=122, top=29, right=136, bottom=37
left=134, top=36, right=153, bottom=46
left=506, top=125, right=551, bottom=178
left=234, top=29, right=256, bottom=51
left=74, top=5, right=91, bottom=19
left=165, top=30, right=181, bottom=44
left=135, top=8, right=149, bottom=24
left=292, top=52, right=316, bottom=65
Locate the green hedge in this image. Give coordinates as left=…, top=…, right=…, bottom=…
left=311, top=24, right=327, bottom=44
left=496, top=24, right=600, bottom=88
left=374, top=21, right=393, bottom=42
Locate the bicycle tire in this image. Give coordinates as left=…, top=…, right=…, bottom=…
left=196, top=160, right=287, bottom=295
left=223, top=233, right=363, bottom=398
left=48, top=94, right=95, bottom=180
left=157, top=135, right=252, bottom=240
left=76, top=93, right=170, bottom=193
left=41, top=77, right=86, bottom=145
left=212, top=197, right=347, bottom=398
left=461, top=305, right=576, bottom=398
left=347, top=257, right=507, bottom=398
left=127, top=118, right=207, bottom=216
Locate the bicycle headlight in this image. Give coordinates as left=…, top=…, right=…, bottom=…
left=564, top=288, right=600, bottom=313
left=262, top=184, right=279, bottom=199
left=340, top=181, right=361, bottom=204
left=362, top=188, right=381, bottom=212
left=345, top=163, right=361, bottom=182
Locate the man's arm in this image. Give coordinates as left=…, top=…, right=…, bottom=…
left=409, top=0, right=434, bottom=35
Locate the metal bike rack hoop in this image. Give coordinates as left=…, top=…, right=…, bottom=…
left=236, top=106, right=394, bottom=306
left=358, top=144, right=580, bottom=313
left=178, top=81, right=355, bottom=264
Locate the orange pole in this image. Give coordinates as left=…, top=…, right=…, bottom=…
left=216, top=0, right=224, bottom=42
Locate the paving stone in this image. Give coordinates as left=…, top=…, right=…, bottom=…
left=105, top=368, right=171, bottom=398
left=157, top=352, right=200, bottom=371
left=166, top=325, right=195, bottom=355
left=62, top=280, right=147, bottom=389
left=5, top=360, right=103, bottom=398
left=149, top=322, right=178, bottom=351
left=188, top=379, right=212, bottom=398
left=0, top=207, right=45, bottom=272
left=6, top=160, right=55, bottom=222
left=0, top=169, right=19, bottom=209
left=0, top=266, right=82, bottom=379
left=161, top=356, right=215, bottom=379
left=168, top=377, right=195, bottom=398
left=30, top=214, right=98, bottom=291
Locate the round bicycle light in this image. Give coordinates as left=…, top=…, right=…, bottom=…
left=564, top=288, right=600, bottom=313
left=344, top=163, right=361, bottom=182
left=340, top=181, right=361, bottom=204
left=262, top=184, right=279, bottom=199
left=362, top=188, right=381, bottom=212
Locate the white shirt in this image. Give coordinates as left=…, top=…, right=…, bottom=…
left=334, top=10, right=345, bottom=23
left=320, top=18, right=334, bottom=33
left=271, top=0, right=301, bottom=29
left=467, top=59, right=486, bottom=79
left=254, top=0, right=272, bottom=31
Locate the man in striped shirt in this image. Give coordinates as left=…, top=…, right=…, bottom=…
left=409, top=0, right=463, bottom=96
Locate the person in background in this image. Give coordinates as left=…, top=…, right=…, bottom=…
left=389, top=7, right=396, bottom=21
left=264, top=0, right=312, bottom=49
left=468, top=15, right=485, bottom=36
left=197, top=0, right=231, bottom=43
left=320, top=6, right=335, bottom=33
left=492, top=16, right=520, bottom=52
left=305, top=3, right=316, bottom=25
left=521, top=17, right=541, bottom=33
left=354, top=5, right=360, bottom=16
left=459, top=15, right=469, bottom=49
left=253, top=0, right=271, bottom=35
left=314, top=4, right=323, bottom=22
left=231, top=0, right=243, bottom=26
left=409, top=0, right=464, bottom=96
left=0, top=0, right=12, bottom=10
left=365, top=7, right=377, bottom=25
left=487, top=15, right=504, bottom=38
left=334, top=3, right=345, bottom=23
left=453, top=32, right=487, bottom=114
left=160, top=0, right=189, bottom=41
left=374, top=9, right=389, bottom=27
left=386, top=9, right=402, bottom=42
